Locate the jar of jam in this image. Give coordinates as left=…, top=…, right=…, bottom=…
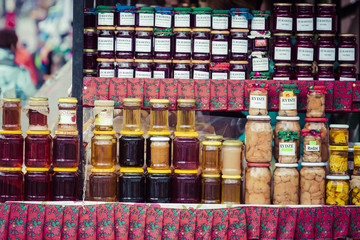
left=153, top=60, right=171, bottom=78
left=135, top=27, right=153, bottom=59
left=273, top=163, right=299, bottom=205
left=251, top=52, right=270, bottom=72
left=192, top=8, right=212, bottom=28
left=354, top=143, right=360, bottom=175
left=338, top=34, right=357, bottom=64
left=153, top=28, right=173, bottom=60
left=26, top=97, right=49, bottom=131
left=24, top=168, right=50, bottom=201
left=174, top=8, right=191, bottom=28
left=229, top=61, right=248, bottom=80
left=83, top=69, right=97, bottom=77
left=316, top=3, right=337, bottom=33
left=97, top=58, right=115, bottom=77
left=222, top=140, right=243, bottom=175
left=211, top=31, right=229, bottom=62
left=53, top=131, right=79, bottom=168
left=52, top=168, right=79, bottom=201
left=176, top=99, right=196, bottom=132
left=136, top=7, right=154, bottom=27
left=91, top=131, right=116, bottom=169
left=316, top=64, right=335, bottom=81
left=115, top=27, right=134, bottom=59
left=212, top=10, right=229, bottom=30
left=146, top=168, right=172, bottom=203
left=84, top=29, right=97, bottom=49
left=117, top=6, right=135, bottom=27
left=251, top=37, right=269, bottom=52
left=119, top=133, right=144, bottom=167
left=295, top=63, right=314, bottom=80
left=300, top=162, right=326, bottom=205
left=134, top=59, right=153, bottom=78
left=278, top=84, right=299, bottom=116
left=330, top=124, right=349, bottom=146
left=302, top=129, right=322, bottom=163
left=83, top=49, right=97, bottom=70
left=122, top=98, right=142, bottom=133
left=2, top=98, right=21, bottom=131
left=326, top=175, right=350, bottom=205
left=97, top=6, right=115, bottom=27
left=192, top=60, right=210, bottom=79
left=201, top=141, right=221, bottom=174
left=273, top=3, right=293, bottom=33
left=273, top=33, right=292, bottom=63
left=149, top=136, right=170, bottom=169
left=307, top=86, right=326, bottom=118
left=97, top=27, right=115, bottom=59
left=57, top=97, right=77, bottom=132
left=25, top=131, right=52, bottom=168
left=0, top=167, right=23, bottom=202
left=94, top=100, right=114, bottom=131
left=119, top=168, right=145, bottom=203
left=201, top=174, right=221, bottom=204
left=339, top=64, right=357, bottom=81
left=294, top=34, right=314, bottom=63
left=89, top=167, right=117, bottom=202
left=84, top=8, right=96, bottom=29
left=174, top=28, right=192, bottom=60
left=173, top=60, right=191, bottom=79
left=155, top=7, right=173, bottom=29
left=210, top=62, right=229, bottom=79
left=116, top=59, right=134, bottom=78
left=146, top=134, right=171, bottom=168
left=172, top=169, right=201, bottom=203
left=230, top=29, right=249, bottom=61
left=248, top=84, right=268, bottom=116
left=192, top=28, right=211, bottom=60
left=0, top=130, right=23, bottom=168
left=316, top=34, right=336, bottom=64
left=295, top=3, right=314, bottom=33
left=245, top=163, right=271, bottom=204
left=230, top=8, right=250, bottom=29
left=221, top=175, right=241, bottom=204
left=173, top=132, right=199, bottom=170
left=273, top=63, right=292, bottom=80
left=251, top=10, right=271, bottom=31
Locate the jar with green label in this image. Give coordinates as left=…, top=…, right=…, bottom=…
left=277, top=84, right=299, bottom=117
left=275, top=131, right=300, bottom=163
left=302, top=129, right=322, bottom=162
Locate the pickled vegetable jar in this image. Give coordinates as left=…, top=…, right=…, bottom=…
left=211, top=31, right=229, bottom=62
left=278, top=84, right=299, bottom=117
left=192, top=8, right=212, bottom=28
left=316, top=34, right=336, bottom=63
left=53, top=132, right=79, bottom=168
left=192, top=60, right=210, bottom=79
left=230, top=29, right=249, bottom=60
left=245, top=163, right=271, bottom=204
left=316, top=3, right=337, bottom=33
left=294, top=63, right=314, bottom=80
left=330, top=124, right=349, bottom=146
left=275, top=116, right=301, bottom=160
left=230, top=8, right=250, bottom=29
left=248, top=83, right=268, bottom=116
left=153, top=60, right=171, bottom=78
left=174, top=8, right=191, bottom=28
left=146, top=168, right=171, bottom=203
left=339, top=64, right=357, bottom=81
left=0, top=130, right=23, bottom=168
left=354, top=143, right=360, bottom=175
left=25, top=131, right=52, bottom=168
left=222, top=140, right=243, bottom=175
left=119, top=168, right=145, bottom=203
left=174, top=28, right=192, bottom=60
left=2, top=98, right=21, bottom=131
left=122, top=98, right=142, bottom=133
left=295, top=3, right=314, bottom=33
left=0, top=167, right=23, bottom=202
left=302, top=129, right=322, bottom=162
left=192, top=28, right=211, bottom=60
left=273, top=33, right=292, bottom=63
left=117, top=6, right=135, bottom=27
left=58, top=97, right=78, bottom=132
left=201, top=141, right=221, bottom=174
left=52, top=168, right=79, bottom=201
left=136, top=7, right=154, bottom=27
left=329, top=145, right=348, bottom=175
left=306, top=86, right=326, bottom=118
left=135, top=27, right=153, bottom=59
left=176, top=99, right=196, bottom=133
left=275, top=131, right=299, bottom=164
left=150, top=136, right=170, bottom=169
left=294, top=34, right=314, bottom=63
left=24, top=168, right=50, bottom=201
left=229, top=61, right=248, bottom=80
left=91, top=131, right=116, bottom=169
left=97, top=27, right=115, bottom=59
left=134, top=59, right=153, bottom=78
left=316, top=64, right=335, bottom=81
left=153, top=28, right=173, bottom=60
left=201, top=174, right=221, bottom=204
left=94, top=100, right=114, bottom=131
left=173, top=60, right=191, bottom=79
left=273, top=3, right=293, bottom=33
left=97, top=6, right=115, bottom=27
left=26, top=97, right=49, bottom=131
left=116, top=59, right=134, bottom=78
left=326, top=175, right=350, bottom=205
left=212, top=10, right=229, bottom=30
left=173, top=132, right=199, bottom=169
left=171, top=169, right=200, bottom=203
left=272, top=63, right=292, bottom=80
left=89, top=167, right=117, bottom=202
left=304, top=118, right=329, bottom=162
left=251, top=10, right=270, bottom=31
left=97, top=58, right=115, bottom=77
left=300, top=162, right=326, bottom=205
left=273, top=163, right=299, bottom=205
left=338, top=34, right=357, bottom=64
left=351, top=175, right=360, bottom=205
left=154, top=7, right=173, bottom=29
left=115, top=27, right=134, bottom=59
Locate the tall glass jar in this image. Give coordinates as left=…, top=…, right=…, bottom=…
left=173, top=132, right=199, bottom=170
left=115, top=27, right=134, bottom=59
left=229, top=61, right=248, bottom=80
left=212, top=10, right=229, bottom=31
left=295, top=3, right=314, bottom=33
left=248, top=84, right=268, bottom=115
left=153, top=28, right=173, bottom=60
left=221, top=175, right=241, bottom=204
left=52, top=168, right=79, bottom=201
left=118, top=168, right=145, bottom=203
left=26, top=97, right=49, bottom=131
left=173, top=60, right=191, bottom=79
left=58, top=97, right=78, bottom=132
left=251, top=10, right=271, bottom=31
left=192, top=60, right=210, bottom=79
left=278, top=84, right=299, bottom=116
left=316, top=64, right=335, bottom=81
left=172, top=169, right=201, bottom=203
left=89, top=167, right=117, bottom=202
left=304, top=118, right=329, bottom=162
left=192, top=8, right=212, bottom=28
left=97, top=58, right=115, bottom=77
left=245, top=163, right=271, bottom=204
left=316, top=34, right=336, bottom=64
left=174, top=8, right=192, bottom=28
left=275, top=116, right=301, bottom=160
left=230, top=29, right=249, bottom=61
left=154, top=7, right=173, bottom=29
left=338, top=34, right=357, bottom=64
left=272, top=63, right=292, bottom=80
left=135, top=28, right=153, bottom=59
left=330, top=124, right=349, bottom=146
left=302, top=129, right=322, bottom=162
left=316, top=3, right=337, bottom=33
left=84, top=29, right=97, bottom=50
left=91, top=131, right=116, bottom=169
left=192, top=28, right=211, bottom=60
left=273, top=163, right=299, bottom=205
left=97, top=27, right=115, bottom=59
left=201, top=174, right=221, bottom=204
left=201, top=141, right=222, bottom=174
left=97, top=6, right=115, bottom=27
left=0, top=130, right=23, bottom=167
left=1, top=98, right=21, bottom=131
left=24, top=168, right=50, bottom=201
left=25, top=131, right=52, bottom=168
left=149, top=99, right=169, bottom=133
left=300, top=162, right=326, bottom=205
left=153, top=60, right=171, bottom=78
left=295, top=63, right=314, bottom=80
left=339, top=64, right=357, bottom=81
left=222, top=140, right=243, bottom=175
left=176, top=99, right=196, bottom=133
left=273, top=3, right=293, bottom=33
left=122, top=98, right=142, bottom=133
left=135, top=7, right=154, bottom=27
left=211, top=31, right=230, bottom=62
left=0, top=167, right=23, bottom=202
left=230, top=8, right=250, bottom=29
left=294, top=34, right=314, bottom=63
left=174, top=28, right=192, bottom=60
left=94, top=100, right=114, bottom=131
left=134, top=59, right=153, bottom=78
left=117, top=59, right=134, bottom=78
left=306, top=86, right=326, bottom=118
left=273, top=33, right=292, bottom=63
left=326, top=175, right=350, bottom=205
left=117, top=6, right=135, bottom=27
left=146, top=168, right=172, bottom=203
left=329, top=145, right=348, bottom=175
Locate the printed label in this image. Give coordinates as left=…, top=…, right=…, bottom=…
left=232, top=39, right=248, bottom=53
left=120, top=12, right=135, bottom=26
left=175, top=14, right=190, bottom=27
left=117, top=69, right=134, bottom=78
left=196, top=14, right=211, bottom=27
left=174, top=70, right=190, bottom=79
left=194, top=39, right=210, bottom=53
left=135, top=71, right=152, bottom=78
left=250, top=95, right=267, bottom=109
left=59, top=110, right=76, bottom=125
left=273, top=77, right=290, bottom=80
left=155, top=13, right=172, bottom=28
left=297, top=77, right=314, bottom=81
left=297, top=18, right=314, bottom=31
left=155, top=38, right=171, bottom=52
left=339, top=77, right=356, bottom=81
left=116, top=38, right=132, bottom=52
left=176, top=39, right=191, bottom=53
left=98, top=12, right=114, bottom=26
left=212, top=17, right=229, bottom=30
left=279, top=142, right=296, bottom=156
left=135, top=38, right=151, bottom=52
left=193, top=70, right=210, bottom=79
left=338, top=48, right=355, bottom=61
left=319, top=78, right=335, bottom=81
left=230, top=71, right=246, bottom=80
left=212, top=41, right=228, bottom=55
left=251, top=17, right=265, bottom=30
left=99, top=69, right=115, bottom=77
left=297, top=47, right=314, bottom=61
left=319, top=48, right=335, bottom=61
left=95, top=111, right=113, bottom=126
left=212, top=72, right=228, bottom=79
left=98, top=37, right=114, bottom=51
left=255, top=39, right=267, bottom=47
left=231, top=15, right=248, bottom=28
left=306, top=145, right=320, bottom=151
left=280, top=96, right=297, bottom=110
left=252, top=58, right=269, bottom=72
left=139, top=13, right=154, bottom=27
left=153, top=71, right=165, bottom=78
left=276, top=17, right=293, bottom=31
left=274, top=47, right=291, bottom=60
left=316, top=17, right=332, bottom=31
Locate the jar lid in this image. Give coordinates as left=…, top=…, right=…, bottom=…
left=230, top=29, right=249, bottom=33
left=154, top=7, right=173, bottom=12
left=147, top=131, right=172, bottom=136
left=120, top=168, right=144, bottom=173
left=192, top=7, right=212, bottom=12
left=295, top=3, right=314, bottom=6
left=275, top=63, right=291, bottom=66
left=173, top=28, right=192, bottom=32
left=0, top=167, right=22, bottom=171
left=93, top=130, right=116, bottom=135
left=0, top=130, right=23, bottom=135
left=329, top=124, right=349, bottom=129
left=230, top=8, right=250, bottom=12
left=53, top=168, right=78, bottom=172
left=246, top=115, right=271, bottom=121
left=2, top=98, right=21, bottom=102
left=281, top=84, right=298, bottom=89
left=150, top=136, right=170, bottom=142
left=301, top=162, right=327, bottom=167
left=296, top=33, right=313, bottom=37
left=148, top=168, right=171, bottom=174
left=202, top=173, right=221, bottom=178
left=212, top=10, right=229, bottom=14
left=134, top=59, right=153, bottom=63
left=83, top=49, right=97, bottom=53
left=202, top=141, right=222, bottom=146
left=97, top=26, right=116, bottom=30
left=177, top=99, right=195, bottom=104
left=329, top=145, right=349, bottom=151
left=318, top=64, right=334, bottom=67
left=55, top=130, right=79, bottom=136
left=223, top=140, right=243, bottom=146
left=137, top=7, right=154, bottom=12
left=26, top=167, right=50, bottom=172
left=173, top=60, right=191, bottom=64
left=317, top=3, right=336, bottom=6
left=97, top=58, right=115, bottom=62
left=211, top=30, right=230, bottom=34
left=174, top=169, right=198, bottom=174
left=275, top=163, right=298, bottom=168
left=116, top=59, right=134, bottom=63
left=26, top=131, right=51, bottom=135
left=84, top=28, right=96, bottom=32
left=153, top=59, right=172, bottom=63
left=274, top=3, right=292, bottom=6
left=120, top=131, right=144, bottom=135
left=309, top=86, right=326, bottom=90
left=192, top=28, right=211, bottom=32
left=304, top=118, right=328, bottom=122
left=204, top=135, right=223, bottom=140
left=150, top=99, right=169, bottom=104
left=123, top=98, right=142, bottom=103
left=339, top=64, right=356, bottom=67
left=135, top=27, right=154, bottom=31
left=174, top=7, right=192, bottom=12
left=192, top=60, right=210, bottom=64
left=222, top=175, right=241, bottom=179
left=91, top=167, right=116, bottom=173
left=229, top=60, right=248, bottom=64
left=276, top=116, right=300, bottom=121
left=94, top=100, right=115, bottom=107
left=116, top=27, right=135, bottom=31
left=318, top=34, right=336, bottom=37
left=296, top=63, right=312, bottom=67
left=174, top=132, right=199, bottom=137
left=273, top=33, right=292, bottom=36
left=29, top=97, right=48, bottom=101
left=83, top=69, right=97, bottom=73
left=58, top=97, right=78, bottom=103
left=247, top=163, right=270, bottom=167
left=339, top=33, right=356, bottom=37
left=326, top=175, right=350, bottom=180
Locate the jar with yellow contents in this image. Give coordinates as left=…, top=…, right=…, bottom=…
left=329, top=124, right=349, bottom=146
left=326, top=175, right=350, bottom=205
left=329, top=145, right=348, bottom=175
left=354, top=143, right=360, bottom=175
left=351, top=175, right=360, bottom=205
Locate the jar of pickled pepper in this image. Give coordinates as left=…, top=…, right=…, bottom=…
left=201, top=141, right=222, bottom=174
left=26, top=97, right=49, bottom=131
left=58, top=97, right=78, bottom=132
left=326, top=175, right=350, bottom=205
left=329, top=124, right=349, bottom=146
left=302, top=129, right=322, bottom=163
left=329, top=145, right=348, bottom=175
left=1, top=98, right=21, bottom=131
left=91, top=131, right=117, bottom=169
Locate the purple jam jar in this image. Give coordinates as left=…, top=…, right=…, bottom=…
left=83, top=69, right=97, bottom=77
left=171, top=169, right=201, bottom=203
left=136, top=7, right=154, bottom=27
left=97, top=27, right=115, bottom=59
left=295, top=63, right=314, bottom=80
left=229, top=60, right=248, bottom=80
left=134, top=59, right=153, bottom=78
left=295, top=3, right=314, bottom=33
left=273, top=3, right=293, bottom=33
left=316, top=34, right=336, bottom=64
left=192, top=60, right=210, bottom=79
left=83, top=49, right=97, bottom=70
left=84, top=8, right=96, bottom=29
left=251, top=10, right=271, bottom=31
left=155, top=7, right=173, bottom=29
left=116, top=59, right=134, bottom=78
left=0, top=168, right=23, bottom=202
left=251, top=53, right=270, bottom=72
left=0, top=130, right=23, bottom=168
left=316, top=3, right=337, bottom=33
left=135, top=27, right=153, bottom=59
left=338, top=34, right=357, bottom=64
left=173, top=133, right=200, bottom=169
left=153, top=60, right=172, bottom=78
left=97, top=58, right=115, bottom=77
left=211, top=30, right=230, bottom=62
left=316, top=64, right=335, bottom=81
left=84, top=28, right=97, bottom=49
left=153, top=28, right=173, bottom=60
left=53, top=133, right=79, bottom=168
left=117, top=6, right=135, bottom=27
left=192, top=28, right=211, bottom=60
left=251, top=37, right=269, bottom=52
left=97, top=6, right=115, bottom=28
left=24, top=168, right=50, bottom=201
left=173, top=60, right=191, bottom=79
left=192, top=8, right=212, bottom=28
left=338, top=64, right=357, bottom=81
left=25, top=131, right=52, bottom=168
left=230, top=29, right=249, bottom=61
left=273, top=33, right=292, bottom=63
left=115, top=27, right=134, bottom=59
left=212, top=10, right=229, bottom=31
left=174, top=28, right=192, bottom=60
left=230, top=8, right=250, bottom=29
left=52, top=168, right=79, bottom=201
left=272, top=63, right=292, bottom=80
left=294, top=33, right=314, bottom=63
left=174, top=8, right=192, bottom=28
left=210, top=62, right=230, bottom=79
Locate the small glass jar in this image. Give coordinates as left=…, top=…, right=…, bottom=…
left=116, top=59, right=134, bottom=78
left=245, top=163, right=271, bottom=204
left=273, top=33, right=292, bottom=63
left=27, top=97, right=49, bottom=131
left=135, top=7, right=154, bottom=27
left=146, top=133, right=171, bottom=168
left=275, top=131, right=299, bottom=164
left=316, top=3, right=337, bottom=33
left=53, top=132, right=79, bottom=168
left=275, top=116, right=301, bottom=159
left=316, top=64, right=335, bottom=81
left=211, top=31, right=230, bottom=62
left=97, top=6, right=115, bottom=27
left=222, top=140, right=243, bottom=175
left=83, top=49, right=97, bottom=70
left=251, top=37, right=269, bottom=52
left=338, top=34, right=357, bottom=64
left=304, top=118, right=329, bottom=162
left=119, top=134, right=144, bottom=167
left=173, top=132, right=199, bottom=170
left=0, top=130, right=23, bottom=167
left=91, top=131, right=116, bottom=169
left=174, top=28, right=192, bottom=60
left=245, top=115, right=273, bottom=163
left=339, top=64, right=358, bottom=81
left=192, top=60, right=210, bottom=79
left=204, top=135, right=223, bottom=142
left=306, top=86, right=326, bottom=118
left=153, top=60, right=171, bottom=78
left=351, top=175, right=360, bottom=205
left=330, top=124, right=349, bottom=146
left=294, top=34, right=314, bottom=63
left=153, top=29, right=173, bottom=60
left=273, top=163, right=299, bottom=205
left=192, top=8, right=212, bottom=28
left=149, top=99, right=170, bottom=133
left=278, top=84, right=299, bottom=116
left=221, top=175, right=241, bottom=204
left=25, top=131, right=52, bottom=168
left=210, top=62, right=229, bottom=80
left=229, top=61, right=248, bottom=80
left=134, top=59, right=153, bottom=78
left=201, top=141, right=221, bottom=174
left=272, top=63, right=292, bottom=80
left=354, top=144, right=360, bottom=175
left=0, top=167, right=23, bottom=202
left=329, top=145, right=349, bottom=175
left=52, top=168, right=79, bottom=201
left=316, top=34, right=336, bottom=64
left=155, top=7, right=173, bottom=29
left=230, top=8, right=250, bottom=29
left=251, top=52, right=270, bottom=72
left=173, top=60, right=191, bottom=79
left=251, top=10, right=271, bottom=31
left=84, top=29, right=97, bottom=49
left=201, top=174, right=221, bottom=204
left=326, top=175, right=350, bottom=205
left=150, top=136, right=170, bottom=169
left=230, top=29, right=249, bottom=61
left=89, top=167, right=117, bottom=202
left=300, top=162, right=326, bottom=205
left=174, top=8, right=192, bottom=28
left=176, top=99, right=196, bottom=132
left=115, top=27, right=134, bottom=59
left=117, top=6, right=135, bottom=27
left=84, top=8, right=96, bottom=29
left=172, top=169, right=201, bottom=203
left=24, top=168, right=51, bottom=201
left=212, top=10, right=229, bottom=30
left=146, top=168, right=172, bottom=203
left=192, top=28, right=211, bottom=60
left=248, top=84, right=268, bottom=115
left=122, top=98, right=142, bottom=132
left=295, top=63, right=314, bottom=80
left=97, top=27, right=115, bottom=59
left=57, top=97, right=78, bottom=132
left=135, top=27, right=153, bottom=59
left=119, top=168, right=145, bottom=203
left=83, top=69, right=97, bottom=77
left=295, top=3, right=314, bottom=33
left=302, top=129, right=322, bottom=163
left=94, top=100, right=114, bottom=131
left=2, top=98, right=21, bottom=131
left=273, top=3, right=293, bottom=33
left=97, top=58, right=115, bottom=77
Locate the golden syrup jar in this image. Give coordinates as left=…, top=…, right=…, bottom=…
left=91, top=131, right=117, bottom=169
left=122, top=98, right=142, bottom=133
left=201, top=141, right=222, bottom=174
left=176, top=99, right=196, bottom=133
left=149, top=99, right=169, bottom=133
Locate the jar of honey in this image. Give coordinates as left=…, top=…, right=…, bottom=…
left=0, top=130, right=23, bottom=168
left=329, top=124, right=349, bottom=146
left=119, top=133, right=144, bottom=167
left=52, top=168, right=79, bottom=201
left=24, top=168, right=51, bottom=201
left=171, top=169, right=200, bottom=203
left=146, top=168, right=171, bottom=203
left=221, top=175, right=241, bottom=204
left=222, top=140, right=243, bottom=175
left=150, top=136, right=170, bottom=169
left=58, top=97, right=78, bottom=132
left=201, top=174, right=221, bottom=204
left=25, top=131, right=52, bottom=168
left=26, top=97, right=49, bottom=131
left=149, top=99, right=169, bottom=133
left=53, top=131, right=79, bottom=168
left=201, top=141, right=222, bottom=174
left=146, top=133, right=171, bottom=168
left=176, top=99, right=196, bottom=133
left=118, top=168, right=145, bottom=203
left=89, top=167, right=117, bottom=202
left=0, top=167, right=23, bottom=202
left=94, top=100, right=115, bottom=131
left=1, top=98, right=21, bottom=131
left=122, top=98, right=142, bottom=133
left=91, top=131, right=117, bottom=169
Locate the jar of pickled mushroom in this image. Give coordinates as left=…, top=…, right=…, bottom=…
left=89, top=167, right=117, bottom=202
left=306, top=86, right=326, bottom=118
left=245, top=163, right=271, bottom=204
left=201, top=141, right=221, bottom=174
left=122, top=98, right=142, bottom=133
left=326, top=175, right=350, bottom=205
left=354, top=143, right=360, bottom=175
left=222, top=140, right=243, bottom=175
left=302, top=129, right=322, bottom=163
left=275, top=116, right=301, bottom=159
left=248, top=83, right=268, bottom=116
left=275, top=131, right=300, bottom=164
left=300, top=162, right=326, bottom=205
left=58, top=97, right=78, bottom=132
left=91, top=131, right=116, bottom=169
left=329, top=145, right=348, bottom=175
left=201, top=174, right=221, bottom=204
left=1, top=98, right=21, bottom=131
left=26, top=97, right=49, bottom=131
left=304, top=118, right=329, bottom=162
left=0, top=130, right=23, bottom=167
left=329, top=124, right=349, bottom=146
left=221, top=175, right=241, bottom=204
left=278, top=84, right=299, bottom=116
left=273, top=163, right=299, bottom=205
left=94, top=100, right=114, bottom=131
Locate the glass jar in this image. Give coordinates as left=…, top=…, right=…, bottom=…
left=351, top=175, right=360, bottom=205
left=97, top=27, right=115, bottom=59
left=210, top=62, right=229, bottom=80
left=0, top=130, right=23, bottom=168
left=316, top=34, right=336, bottom=64
left=230, top=29, right=249, bottom=61
left=122, top=98, right=142, bottom=133
left=212, top=10, right=229, bottom=30
left=248, top=84, right=268, bottom=115
left=304, top=118, right=329, bottom=162
left=134, top=59, right=153, bottom=78
left=302, top=129, right=322, bottom=162
left=149, top=99, right=169, bottom=133
left=306, top=86, right=326, bottom=118
left=316, top=64, right=335, bottom=81
left=97, top=6, right=115, bottom=27
left=316, top=3, right=337, bottom=33
left=89, top=167, right=117, bottom=202
left=58, top=97, right=78, bottom=132
left=272, top=63, right=292, bottom=80
left=251, top=10, right=271, bottom=31
left=91, top=131, right=116, bottom=169
left=155, top=7, right=173, bottom=29
left=245, top=163, right=271, bottom=204
left=245, top=115, right=273, bottom=163
left=150, top=136, right=170, bottom=169
left=115, top=27, right=134, bottom=59
left=273, top=3, right=293, bottom=33
left=119, top=168, right=145, bottom=203
left=135, top=7, right=154, bottom=27
left=94, top=100, right=114, bottom=131
left=201, top=141, right=221, bottom=174
left=153, top=28, right=173, bottom=60
left=119, top=134, right=144, bottom=167
left=275, top=116, right=301, bottom=159
left=97, top=58, right=115, bottom=77
left=204, top=135, right=223, bottom=142
left=338, top=34, right=357, bottom=64
left=2, top=98, right=21, bottom=131
left=230, top=8, right=250, bottom=29
left=174, top=28, right=192, bottom=60
left=229, top=61, right=248, bottom=80
left=201, top=174, right=221, bottom=204
left=83, top=49, right=97, bottom=71
left=84, top=8, right=96, bottom=29
left=329, top=145, right=348, bottom=175
left=354, top=144, right=360, bottom=175
left=192, top=60, right=210, bottom=79
left=146, top=133, right=171, bottom=168
left=294, top=34, right=314, bottom=63
left=222, top=140, right=243, bottom=175
left=275, top=131, right=299, bottom=164
left=135, top=28, right=153, bottom=59
left=273, top=33, right=292, bottom=63
left=116, top=59, right=134, bottom=78
left=27, top=97, right=49, bottom=131
left=83, top=69, right=97, bottom=77
left=173, top=132, right=199, bottom=170
left=278, top=84, right=299, bottom=116
left=251, top=52, right=270, bottom=72
left=25, top=131, right=52, bottom=168
left=53, top=132, right=79, bottom=168
left=146, top=168, right=172, bottom=203
left=153, top=60, right=171, bottom=78
left=192, top=28, right=211, bottom=60
left=171, top=169, right=201, bottom=203
left=211, top=31, right=230, bottom=62
left=173, top=60, right=191, bottom=79
left=176, top=99, right=196, bottom=132
left=330, top=124, right=349, bottom=146
left=339, top=64, right=357, bottom=81
left=192, top=8, right=212, bottom=28
left=117, top=6, right=135, bottom=27
left=84, top=29, right=97, bottom=50
left=273, top=163, right=299, bottom=205
left=221, top=175, right=241, bottom=204
left=0, top=167, right=23, bottom=202
left=295, top=63, right=314, bottom=80
left=251, top=37, right=269, bottom=52
left=52, top=168, right=79, bottom=201
left=300, top=162, right=326, bottom=205
left=24, top=168, right=50, bottom=201
left=326, top=175, right=350, bottom=205
left=174, top=8, right=192, bottom=28
left=295, top=3, right=314, bottom=33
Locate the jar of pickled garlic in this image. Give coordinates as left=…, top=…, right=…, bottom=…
left=248, top=83, right=268, bottom=116
left=275, top=116, right=301, bottom=160
left=302, top=129, right=322, bottom=163
left=221, top=175, right=241, bottom=204
left=273, top=163, right=299, bottom=205
left=326, top=175, right=350, bottom=205
left=176, top=99, right=196, bottom=133
left=245, top=163, right=271, bottom=204
left=300, top=162, right=326, bottom=205
left=94, top=100, right=114, bottom=131
left=306, top=86, right=326, bottom=118
left=1, top=98, right=21, bottom=131
left=329, top=124, right=349, bottom=146
left=304, top=118, right=329, bottom=162
left=201, top=141, right=222, bottom=174
left=122, top=98, right=142, bottom=133
left=329, top=145, right=348, bottom=175
left=278, top=84, right=299, bottom=117
left=26, top=97, right=49, bottom=131
left=201, top=174, right=221, bottom=204
left=351, top=175, right=360, bottom=205
left=222, top=140, right=243, bottom=175
left=274, top=131, right=300, bottom=164
left=354, top=143, right=360, bottom=175
left=58, top=97, right=78, bottom=132
left=91, top=131, right=117, bottom=169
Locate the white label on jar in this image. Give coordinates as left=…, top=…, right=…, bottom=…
left=212, top=72, right=228, bottom=79
left=231, top=39, right=248, bottom=53
left=135, top=71, right=152, bottom=78
left=155, top=13, right=172, bottom=28
left=98, top=37, right=114, bottom=51
left=176, top=39, right=191, bottom=53
left=155, top=38, right=171, bottom=52
left=297, top=47, right=314, bottom=61
left=174, top=70, right=190, bottom=79
left=96, top=111, right=113, bottom=126
left=298, top=77, right=314, bottom=81
left=116, top=38, right=132, bottom=52
left=280, top=96, right=297, bottom=110
left=98, top=12, right=114, bottom=26
left=339, top=48, right=355, bottom=61
left=175, top=14, right=190, bottom=27
left=135, top=38, right=151, bottom=52
left=276, top=17, right=293, bottom=31
left=59, top=110, right=76, bottom=125
left=196, top=14, right=211, bottom=27
left=153, top=71, right=165, bottom=78
left=306, top=144, right=320, bottom=152
left=274, top=47, right=291, bottom=60
left=340, top=77, right=356, bottom=81
left=120, top=12, right=135, bottom=26
left=212, top=17, right=229, bottom=30
left=251, top=17, right=265, bottom=30
left=230, top=71, right=246, bottom=80
left=193, top=70, right=209, bottom=79
left=231, top=15, right=248, bottom=28
left=194, top=39, right=210, bottom=53
left=273, top=77, right=290, bottom=80
left=212, top=41, right=228, bottom=55
left=319, top=48, right=335, bottom=61
left=118, top=69, right=134, bottom=78
left=99, top=69, right=115, bottom=77
left=250, top=95, right=267, bottom=109
left=252, top=58, right=269, bottom=72
left=139, top=13, right=154, bottom=27
left=297, top=18, right=314, bottom=31
left=316, top=17, right=332, bottom=31
left=279, top=142, right=295, bottom=156
left=319, top=78, right=335, bottom=81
